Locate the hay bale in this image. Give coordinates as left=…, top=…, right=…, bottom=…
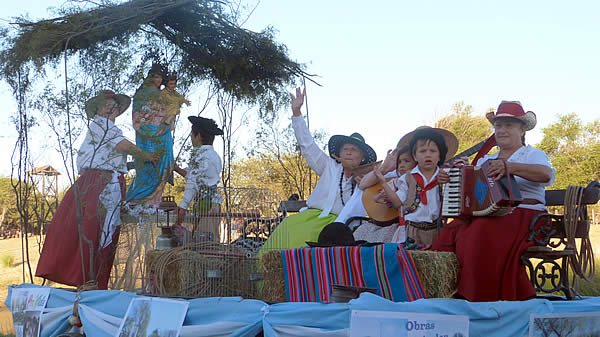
left=260, top=249, right=459, bottom=302
left=146, top=242, right=260, bottom=299
left=408, top=250, right=459, bottom=299
left=260, top=251, right=286, bottom=303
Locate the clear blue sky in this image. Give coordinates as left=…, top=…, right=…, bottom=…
left=1, top=0, right=599, bottom=179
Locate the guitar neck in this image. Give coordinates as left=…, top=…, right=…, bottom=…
left=445, top=140, right=486, bottom=163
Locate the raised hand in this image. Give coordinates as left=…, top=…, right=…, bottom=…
left=374, top=162, right=387, bottom=184
left=290, top=87, right=306, bottom=117
left=381, top=148, right=399, bottom=173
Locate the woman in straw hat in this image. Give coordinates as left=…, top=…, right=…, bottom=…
left=126, top=62, right=174, bottom=209
left=260, top=87, right=377, bottom=252
left=36, top=90, right=157, bottom=290
left=433, top=100, right=555, bottom=302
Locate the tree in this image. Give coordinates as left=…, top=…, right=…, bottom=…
left=434, top=101, right=494, bottom=158
left=244, top=109, right=328, bottom=200
left=537, top=113, right=600, bottom=189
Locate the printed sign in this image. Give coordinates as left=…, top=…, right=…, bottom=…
left=350, top=310, right=469, bottom=337
left=10, top=288, right=50, bottom=337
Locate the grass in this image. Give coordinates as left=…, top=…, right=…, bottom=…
left=572, top=224, right=600, bottom=296
left=1, top=256, right=14, bottom=269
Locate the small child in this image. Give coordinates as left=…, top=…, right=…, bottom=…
left=159, top=72, right=191, bottom=133
left=374, top=127, right=457, bottom=247
left=351, top=145, right=416, bottom=243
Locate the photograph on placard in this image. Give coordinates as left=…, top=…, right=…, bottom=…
left=116, top=297, right=189, bottom=337
left=529, top=312, right=600, bottom=337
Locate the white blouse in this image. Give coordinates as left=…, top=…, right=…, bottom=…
left=476, top=145, right=555, bottom=211
left=292, top=116, right=355, bottom=217
left=77, top=116, right=127, bottom=173
left=393, top=166, right=442, bottom=223
left=179, top=145, right=223, bottom=209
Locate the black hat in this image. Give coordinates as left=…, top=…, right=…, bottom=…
left=188, top=116, right=224, bottom=136
left=328, top=133, right=377, bottom=165
left=316, top=222, right=356, bottom=246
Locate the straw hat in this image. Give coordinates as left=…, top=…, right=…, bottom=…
left=486, top=100, right=537, bottom=131
left=84, top=90, right=131, bottom=119
left=396, top=126, right=459, bottom=161
left=328, top=133, right=377, bottom=165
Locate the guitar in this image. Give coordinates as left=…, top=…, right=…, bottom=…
left=362, top=177, right=399, bottom=225
left=361, top=140, right=487, bottom=224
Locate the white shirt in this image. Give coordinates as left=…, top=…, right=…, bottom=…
left=77, top=116, right=127, bottom=173
left=292, top=116, right=355, bottom=217
left=179, top=145, right=223, bottom=209
left=393, top=166, right=441, bottom=223
left=336, top=171, right=399, bottom=227
left=476, top=145, right=555, bottom=211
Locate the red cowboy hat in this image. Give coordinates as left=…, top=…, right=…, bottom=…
left=486, top=100, right=537, bottom=131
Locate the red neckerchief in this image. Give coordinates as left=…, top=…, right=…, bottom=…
left=412, top=173, right=438, bottom=205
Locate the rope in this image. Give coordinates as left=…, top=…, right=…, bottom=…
left=564, top=185, right=595, bottom=282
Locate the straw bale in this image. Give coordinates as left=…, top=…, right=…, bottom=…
left=408, top=250, right=459, bottom=299
left=260, top=249, right=459, bottom=302
left=260, top=251, right=286, bottom=303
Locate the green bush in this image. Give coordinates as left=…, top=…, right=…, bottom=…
left=1, top=254, right=14, bottom=268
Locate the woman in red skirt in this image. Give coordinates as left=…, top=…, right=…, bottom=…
left=433, top=101, right=555, bottom=302
left=36, top=90, right=157, bottom=290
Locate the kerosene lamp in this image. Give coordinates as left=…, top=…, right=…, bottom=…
left=155, top=195, right=178, bottom=250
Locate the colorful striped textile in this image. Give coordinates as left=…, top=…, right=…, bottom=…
left=281, top=243, right=425, bottom=303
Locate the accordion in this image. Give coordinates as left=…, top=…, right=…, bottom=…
left=442, top=160, right=522, bottom=217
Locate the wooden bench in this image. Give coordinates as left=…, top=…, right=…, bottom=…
left=521, top=181, right=600, bottom=299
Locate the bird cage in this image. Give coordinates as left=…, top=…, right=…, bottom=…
left=145, top=186, right=288, bottom=299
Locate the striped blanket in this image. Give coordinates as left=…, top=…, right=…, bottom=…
left=281, top=243, right=424, bottom=302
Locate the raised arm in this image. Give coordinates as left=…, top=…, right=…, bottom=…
left=290, top=87, right=330, bottom=176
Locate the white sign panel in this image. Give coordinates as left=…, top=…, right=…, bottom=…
left=350, top=310, right=469, bottom=337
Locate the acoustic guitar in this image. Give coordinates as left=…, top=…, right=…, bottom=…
left=362, top=177, right=399, bottom=225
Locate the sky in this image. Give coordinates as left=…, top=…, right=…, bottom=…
left=1, top=0, right=599, bottom=182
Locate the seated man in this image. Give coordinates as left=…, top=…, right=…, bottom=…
left=260, top=88, right=377, bottom=251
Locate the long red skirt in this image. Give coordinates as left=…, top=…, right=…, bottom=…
left=36, top=170, right=125, bottom=290
left=432, top=208, right=544, bottom=302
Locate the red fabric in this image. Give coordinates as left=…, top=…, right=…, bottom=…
left=471, top=134, right=497, bottom=166
left=432, top=208, right=544, bottom=302
left=412, top=174, right=438, bottom=205
left=36, top=170, right=125, bottom=290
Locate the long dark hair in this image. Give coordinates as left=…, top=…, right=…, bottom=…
left=395, top=145, right=412, bottom=173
